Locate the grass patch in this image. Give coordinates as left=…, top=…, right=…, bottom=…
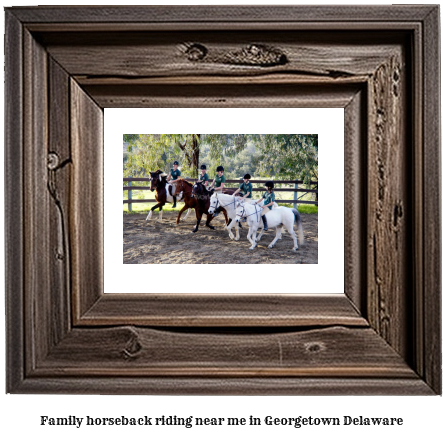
left=297, top=204, right=318, bottom=214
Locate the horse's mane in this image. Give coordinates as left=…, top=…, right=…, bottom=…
left=179, top=178, right=194, bottom=187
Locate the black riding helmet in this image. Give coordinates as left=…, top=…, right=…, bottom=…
left=173, top=161, right=179, bottom=165
left=216, top=166, right=224, bottom=172
left=243, top=173, right=251, bottom=180
left=200, top=164, right=206, bottom=169
left=264, top=181, right=274, bottom=190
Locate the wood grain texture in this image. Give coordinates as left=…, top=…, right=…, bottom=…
left=4, top=5, right=441, bottom=394
left=422, top=6, right=441, bottom=394
left=366, top=50, right=409, bottom=358
left=344, top=90, right=366, bottom=314
left=82, top=83, right=361, bottom=109
left=4, top=10, right=24, bottom=393
left=37, top=326, right=415, bottom=378
left=8, top=5, right=436, bottom=23
left=70, top=80, right=104, bottom=320
left=48, top=57, right=72, bottom=346
left=41, top=32, right=401, bottom=80
left=23, top=29, right=50, bottom=372
left=79, top=294, right=366, bottom=327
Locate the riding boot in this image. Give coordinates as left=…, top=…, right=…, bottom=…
left=262, top=214, right=268, bottom=231
left=172, top=196, right=176, bottom=208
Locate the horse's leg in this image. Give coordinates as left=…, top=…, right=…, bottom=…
left=256, top=228, right=264, bottom=242
left=205, top=215, right=215, bottom=230
left=158, top=205, right=164, bottom=222
left=268, top=226, right=283, bottom=249
left=284, top=218, right=299, bottom=251
left=288, top=226, right=299, bottom=251
left=224, top=218, right=232, bottom=230
left=193, top=210, right=202, bottom=233
left=224, top=216, right=237, bottom=240
left=249, top=226, right=259, bottom=250
left=176, top=205, right=188, bottom=225
left=234, top=222, right=240, bottom=241
left=222, top=209, right=229, bottom=225
left=182, top=207, right=192, bottom=221
left=146, top=203, right=161, bottom=220
left=246, top=226, right=255, bottom=249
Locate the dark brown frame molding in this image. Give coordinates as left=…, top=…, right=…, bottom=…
left=5, top=6, right=441, bottom=394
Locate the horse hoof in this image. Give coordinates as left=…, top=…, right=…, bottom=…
left=268, top=245, right=274, bottom=249
left=249, top=246, right=255, bottom=250
left=235, top=237, right=240, bottom=241
left=192, top=229, right=198, bottom=233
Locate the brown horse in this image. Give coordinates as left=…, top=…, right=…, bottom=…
left=145, top=170, right=189, bottom=222
left=174, top=178, right=229, bottom=233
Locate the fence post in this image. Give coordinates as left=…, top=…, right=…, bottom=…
left=293, top=182, right=298, bottom=209
left=128, top=180, right=132, bottom=212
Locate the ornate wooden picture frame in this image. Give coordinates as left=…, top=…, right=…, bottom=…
left=5, top=6, right=441, bottom=394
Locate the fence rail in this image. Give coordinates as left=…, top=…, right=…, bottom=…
left=123, top=178, right=318, bottom=210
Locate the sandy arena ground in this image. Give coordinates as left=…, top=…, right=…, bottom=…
left=123, top=210, right=318, bottom=264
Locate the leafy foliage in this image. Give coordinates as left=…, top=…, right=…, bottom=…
left=124, top=134, right=318, bottom=182
left=249, top=134, right=318, bottom=183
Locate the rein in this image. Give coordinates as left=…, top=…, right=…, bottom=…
left=212, top=195, right=239, bottom=211
left=236, top=203, right=262, bottom=223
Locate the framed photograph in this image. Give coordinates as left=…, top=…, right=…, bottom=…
left=111, top=108, right=341, bottom=293
left=5, top=5, right=440, bottom=394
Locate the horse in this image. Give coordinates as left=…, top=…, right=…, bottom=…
left=206, top=193, right=249, bottom=241
left=145, top=170, right=188, bottom=222
left=235, top=201, right=304, bottom=251
left=176, top=178, right=229, bottom=233
left=207, top=192, right=279, bottom=241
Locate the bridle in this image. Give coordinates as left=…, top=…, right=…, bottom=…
left=210, top=194, right=240, bottom=213
left=236, top=203, right=262, bottom=223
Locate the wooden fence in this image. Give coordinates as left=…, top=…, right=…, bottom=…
left=123, top=177, right=318, bottom=211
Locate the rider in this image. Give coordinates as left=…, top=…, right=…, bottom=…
left=254, top=181, right=275, bottom=231
left=232, top=173, right=253, bottom=198
left=199, top=164, right=210, bottom=187
left=167, top=160, right=181, bottom=208
left=209, top=166, right=226, bottom=193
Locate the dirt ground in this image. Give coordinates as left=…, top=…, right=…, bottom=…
left=123, top=210, right=318, bottom=264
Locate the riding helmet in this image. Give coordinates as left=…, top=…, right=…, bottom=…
left=264, top=181, right=274, bottom=189
left=216, top=166, right=224, bottom=172
left=200, top=164, right=207, bottom=169
left=173, top=161, right=179, bottom=165
left=243, top=173, right=251, bottom=180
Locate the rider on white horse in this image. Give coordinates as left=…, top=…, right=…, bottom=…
left=235, top=197, right=304, bottom=252
left=232, top=173, right=253, bottom=199
left=254, top=180, right=276, bottom=231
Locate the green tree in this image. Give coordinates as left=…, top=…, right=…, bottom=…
left=124, top=134, right=202, bottom=178
left=124, top=134, right=249, bottom=178
left=250, top=134, right=318, bottom=183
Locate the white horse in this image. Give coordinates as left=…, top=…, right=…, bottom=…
left=208, top=193, right=280, bottom=241
left=235, top=201, right=304, bottom=251
left=207, top=193, right=257, bottom=241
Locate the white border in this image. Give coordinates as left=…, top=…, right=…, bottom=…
left=104, top=108, right=344, bottom=294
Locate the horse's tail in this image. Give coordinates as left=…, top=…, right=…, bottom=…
left=292, top=208, right=304, bottom=245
